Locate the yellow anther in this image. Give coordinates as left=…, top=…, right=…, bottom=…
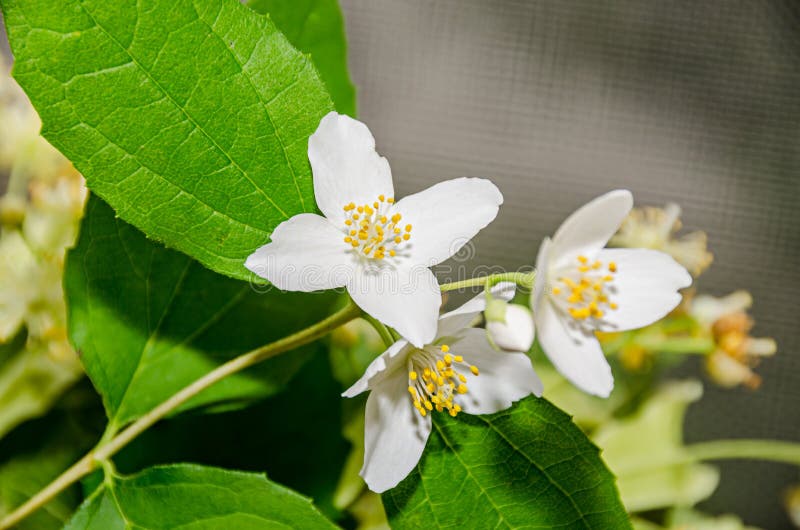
left=578, top=265, right=590, bottom=273
left=394, top=227, right=401, bottom=234
left=454, top=355, right=463, bottom=362
left=444, top=354, right=452, bottom=365
left=352, top=214, right=359, bottom=220
left=409, top=371, right=418, bottom=380
left=457, top=384, right=468, bottom=394
left=427, top=383, right=435, bottom=393
left=436, top=360, right=445, bottom=370
left=387, top=197, right=395, bottom=203
left=424, top=401, right=433, bottom=411
left=458, top=374, right=467, bottom=383
left=345, top=219, right=352, bottom=226
left=420, top=409, right=427, bottom=417
left=441, top=345, right=450, bottom=353
left=592, top=261, right=602, bottom=269
left=389, top=250, right=396, bottom=257
left=449, top=409, right=458, bottom=417
left=470, top=365, right=479, bottom=376
left=609, top=262, right=617, bottom=272
left=373, top=202, right=379, bottom=208
left=357, top=206, right=364, bottom=213
left=344, top=236, right=352, bottom=243
left=408, top=386, right=416, bottom=394
left=578, top=255, right=588, bottom=264
left=453, top=404, right=462, bottom=413
left=391, top=213, right=402, bottom=223
left=610, top=302, right=618, bottom=310
left=394, top=236, right=402, bottom=244
left=552, top=287, right=561, bottom=295
left=405, top=224, right=412, bottom=232
left=379, top=194, right=385, bottom=201
left=403, top=233, right=410, bottom=241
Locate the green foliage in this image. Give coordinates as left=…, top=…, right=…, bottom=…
left=2, top=0, right=334, bottom=280
left=64, top=464, right=337, bottom=529
left=383, top=396, right=632, bottom=529
left=110, top=353, right=350, bottom=521
left=246, top=0, right=356, bottom=116
left=65, top=196, right=337, bottom=428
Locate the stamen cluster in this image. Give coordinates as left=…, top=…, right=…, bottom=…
left=341, top=195, right=412, bottom=259
left=553, top=255, right=619, bottom=321
left=406, top=344, right=479, bottom=418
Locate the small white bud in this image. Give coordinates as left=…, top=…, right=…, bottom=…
left=486, top=302, right=535, bottom=352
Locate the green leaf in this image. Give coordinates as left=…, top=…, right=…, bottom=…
left=110, top=353, right=351, bottom=521
left=1, top=0, right=334, bottom=280
left=64, top=464, right=337, bottom=529
left=246, top=0, right=356, bottom=117
left=383, top=396, right=632, bottom=529
left=65, top=195, right=337, bottom=428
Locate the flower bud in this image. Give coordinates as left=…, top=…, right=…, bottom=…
left=485, top=301, right=535, bottom=352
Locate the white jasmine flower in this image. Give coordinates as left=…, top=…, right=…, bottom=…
left=485, top=301, right=535, bottom=352
left=246, top=112, right=503, bottom=347
left=343, top=283, right=542, bottom=492
left=610, top=202, right=713, bottom=277
left=531, top=190, right=692, bottom=397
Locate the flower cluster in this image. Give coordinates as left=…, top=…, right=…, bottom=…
left=247, top=112, right=694, bottom=491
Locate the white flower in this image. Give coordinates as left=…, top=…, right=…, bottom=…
left=343, top=283, right=542, bottom=492
left=531, top=190, right=692, bottom=397
left=486, top=302, right=535, bottom=352
left=246, top=112, right=503, bottom=347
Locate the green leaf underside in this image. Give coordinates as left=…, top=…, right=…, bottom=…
left=383, top=396, right=632, bottom=530
left=246, top=0, right=356, bottom=116
left=2, top=0, right=334, bottom=280
left=64, top=464, right=337, bottom=530
left=65, top=195, right=337, bottom=427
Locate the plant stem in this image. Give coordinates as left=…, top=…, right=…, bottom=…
left=0, top=300, right=362, bottom=530
left=687, top=439, right=800, bottom=466
left=362, top=313, right=396, bottom=347
left=440, top=271, right=535, bottom=292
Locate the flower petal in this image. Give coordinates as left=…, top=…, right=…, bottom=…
left=549, top=190, right=633, bottom=270
left=437, top=281, right=516, bottom=337
left=390, top=178, right=503, bottom=266
left=348, top=264, right=440, bottom=348
left=453, top=328, right=542, bottom=415
left=308, top=112, right=393, bottom=225
left=535, top=299, right=613, bottom=397
left=245, top=213, right=351, bottom=291
left=342, top=339, right=409, bottom=398
left=361, top=371, right=431, bottom=493
left=596, top=248, right=692, bottom=332
left=486, top=304, right=535, bottom=352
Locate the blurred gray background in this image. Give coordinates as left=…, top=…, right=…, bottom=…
left=337, top=1, right=799, bottom=528
left=3, top=1, right=799, bottom=527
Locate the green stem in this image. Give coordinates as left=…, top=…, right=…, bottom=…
left=0, top=301, right=362, bottom=530
left=440, top=271, right=535, bottom=292
left=687, top=439, right=800, bottom=466
left=362, top=313, right=395, bottom=347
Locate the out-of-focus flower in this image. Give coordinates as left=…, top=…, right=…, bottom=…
left=485, top=300, right=535, bottom=352
left=531, top=190, right=691, bottom=397
left=610, top=203, right=713, bottom=277
left=0, top=61, right=86, bottom=438
left=785, top=485, right=800, bottom=528
left=690, top=291, right=776, bottom=389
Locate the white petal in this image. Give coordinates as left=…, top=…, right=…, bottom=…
left=308, top=112, right=394, bottom=225
left=531, top=236, right=552, bottom=312
left=390, top=178, right=503, bottom=267
left=361, top=371, right=431, bottom=493
left=549, top=190, right=633, bottom=270
left=245, top=214, right=351, bottom=291
left=348, top=264, right=440, bottom=348
left=535, top=300, right=613, bottom=397
left=596, top=248, right=692, bottom=332
left=342, top=339, right=409, bottom=398
left=453, top=328, right=542, bottom=415
left=486, top=304, right=535, bottom=352
left=437, top=281, right=516, bottom=337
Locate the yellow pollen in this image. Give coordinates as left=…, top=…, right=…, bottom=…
left=554, top=255, right=619, bottom=323
left=407, top=347, right=479, bottom=419
left=341, top=197, right=412, bottom=260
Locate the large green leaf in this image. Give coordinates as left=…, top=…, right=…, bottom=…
left=383, top=396, right=632, bottom=529
left=246, top=0, right=356, bottom=117
left=111, top=353, right=351, bottom=521
left=64, top=464, right=337, bottom=529
left=65, top=195, right=337, bottom=428
left=1, top=0, right=334, bottom=280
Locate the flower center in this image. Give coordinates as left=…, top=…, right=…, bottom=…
left=341, top=195, right=412, bottom=260
left=406, top=344, right=479, bottom=418
left=551, top=255, right=619, bottom=321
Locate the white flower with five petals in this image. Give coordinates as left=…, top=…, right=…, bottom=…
left=531, top=190, right=692, bottom=397
left=343, top=283, right=542, bottom=492
left=246, top=112, right=503, bottom=347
